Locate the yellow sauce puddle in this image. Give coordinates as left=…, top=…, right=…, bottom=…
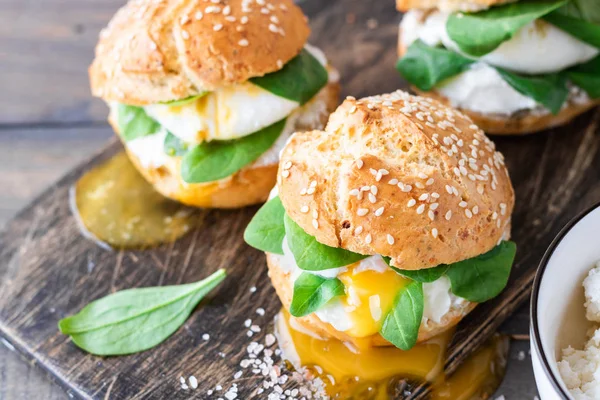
left=275, top=310, right=508, bottom=399
left=70, top=151, right=199, bottom=249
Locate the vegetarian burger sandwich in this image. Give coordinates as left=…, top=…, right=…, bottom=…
left=89, top=0, right=339, bottom=208
left=396, top=0, right=600, bottom=135
left=245, top=90, right=517, bottom=349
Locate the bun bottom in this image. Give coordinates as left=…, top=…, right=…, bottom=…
left=266, top=253, right=476, bottom=347
left=411, top=87, right=599, bottom=135
left=112, top=80, right=339, bottom=209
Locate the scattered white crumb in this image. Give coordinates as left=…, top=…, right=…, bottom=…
left=250, top=286, right=257, bottom=293
left=517, top=351, right=525, bottom=361
left=495, top=396, right=505, bottom=400
left=244, top=319, right=252, bottom=328
left=188, top=376, right=198, bottom=389
left=256, top=308, right=265, bottom=316
left=202, top=333, right=210, bottom=341
left=265, top=333, right=276, bottom=347
left=250, top=324, right=261, bottom=332
left=234, top=370, right=243, bottom=379
left=559, top=262, right=600, bottom=399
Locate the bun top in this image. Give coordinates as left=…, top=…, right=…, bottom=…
left=277, top=91, right=515, bottom=271
left=396, top=0, right=515, bottom=12
left=90, top=0, right=310, bottom=105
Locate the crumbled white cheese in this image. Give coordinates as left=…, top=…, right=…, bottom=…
left=559, top=263, right=600, bottom=399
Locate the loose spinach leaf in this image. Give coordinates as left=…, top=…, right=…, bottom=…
left=163, top=132, right=190, bottom=157
left=116, top=104, right=161, bottom=142
left=380, top=281, right=424, bottom=350
left=160, top=92, right=209, bottom=106
left=181, top=118, right=286, bottom=183
left=445, top=241, right=516, bottom=303
left=58, top=269, right=226, bottom=355
left=554, top=0, right=600, bottom=24
left=446, top=0, right=568, bottom=57
left=385, top=259, right=449, bottom=283
left=544, top=11, right=600, bottom=48
left=283, top=214, right=368, bottom=271
left=566, top=55, right=600, bottom=98
left=244, top=196, right=286, bottom=255
left=496, top=68, right=569, bottom=114
left=250, top=49, right=328, bottom=105
left=289, top=273, right=345, bottom=317
left=397, top=40, right=475, bottom=91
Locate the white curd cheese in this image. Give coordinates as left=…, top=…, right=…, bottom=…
left=125, top=129, right=169, bottom=169
left=436, top=62, right=539, bottom=115
left=559, top=263, right=600, bottom=399
left=400, top=10, right=598, bottom=75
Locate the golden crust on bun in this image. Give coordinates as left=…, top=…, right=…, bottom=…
left=277, top=91, right=514, bottom=270
left=90, top=0, right=310, bottom=105
left=396, top=0, right=515, bottom=12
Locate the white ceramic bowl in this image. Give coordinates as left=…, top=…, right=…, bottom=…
left=531, top=203, right=600, bottom=400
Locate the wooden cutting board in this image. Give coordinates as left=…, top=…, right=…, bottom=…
left=1, top=0, right=600, bottom=399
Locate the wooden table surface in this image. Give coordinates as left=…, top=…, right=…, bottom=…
left=0, top=0, right=539, bottom=398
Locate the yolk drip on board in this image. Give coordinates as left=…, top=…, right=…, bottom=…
left=71, top=151, right=199, bottom=249
left=274, top=265, right=509, bottom=399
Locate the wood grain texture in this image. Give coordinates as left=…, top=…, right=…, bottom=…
left=0, top=0, right=598, bottom=399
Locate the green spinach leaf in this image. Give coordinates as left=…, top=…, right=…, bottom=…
left=386, top=259, right=449, bottom=283
left=445, top=241, right=516, bottom=303
left=554, top=0, right=600, bottom=24
left=544, top=11, right=600, bottom=48
left=289, top=272, right=345, bottom=317
left=379, top=281, right=424, bottom=350
left=283, top=214, right=368, bottom=271
left=181, top=118, right=286, bottom=183
left=446, top=0, right=568, bottom=57
left=397, top=40, right=475, bottom=91
left=116, top=104, right=161, bottom=142
left=58, top=269, right=226, bottom=355
left=244, top=196, right=286, bottom=255
left=566, top=55, right=600, bottom=98
left=496, top=68, right=569, bottom=114
left=163, top=132, right=190, bottom=157
left=250, top=49, right=328, bottom=105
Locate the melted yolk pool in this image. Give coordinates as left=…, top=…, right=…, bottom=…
left=276, top=310, right=508, bottom=400
left=337, top=267, right=409, bottom=338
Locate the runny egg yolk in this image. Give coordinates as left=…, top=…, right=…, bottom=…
left=276, top=310, right=508, bottom=400
left=337, top=267, right=409, bottom=338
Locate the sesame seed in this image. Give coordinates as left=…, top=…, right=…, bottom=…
left=356, top=159, right=364, bottom=169
left=465, top=209, right=473, bottom=218
left=189, top=376, right=198, bottom=389
left=430, top=203, right=439, bottom=210
left=310, top=181, right=317, bottom=188
left=350, top=105, right=357, bottom=114
left=195, top=11, right=203, bottom=20
left=349, top=189, right=360, bottom=197
left=368, top=193, right=377, bottom=204
left=388, top=178, right=399, bottom=185
left=234, top=371, right=242, bottom=379
left=416, top=204, right=425, bottom=214
left=472, top=206, right=479, bottom=215
left=445, top=210, right=452, bottom=221
left=213, top=23, right=223, bottom=31
left=431, top=192, right=440, bottom=198
left=223, top=5, right=231, bottom=15
left=418, top=193, right=429, bottom=201
left=300, top=206, right=309, bottom=213
left=387, top=234, right=395, bottom=245
left=428, top=210, right=435, bottom=220
left=445, top=185, right=453, bottom=195
left=459, top=201, right=467, bottom=208
left=418, top=172, right=428, bottom=179
left=283, top=161, right=292, bottom=170
left=432, top=228, right=438, bottom=238
left=238, top=39, right=249, bottom=47
left=407, top=199, right=416, bottom=207
left=374, top=207, right=384, bottom=216
left=181, top=30, right=190, bottom=40
left=426, top=178, right=434, bottom=186
left=268, top=23, right=279, bottom=33
left=365, top=234, right=372, bottom=244
left=492, top=212, right=498, bottom=220
left=281, top=170, right=289, bottom=178
left=415, top=182, right=425, bottom=189
left=240, top=16, right=249, bottom=24
left=371, top=185, right=378, bottom=195
left=354, top=226, right=363, bottom=235
left=312, top=219, right=319, bottom=229
left=306, top=187, right=315, bottom=195
left=357, top=208, right=368, bottom=216
left=312, top=210, right=318, bottom=219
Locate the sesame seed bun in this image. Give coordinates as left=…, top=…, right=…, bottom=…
left=397, top=36, right=600, bottom=135
left=114, top=80, right=339, bottom=209
left=90, top=0, right=310, bottom=105
left=396, top=0, right=516, bottom=12
left=266, top=253, right=477, bottom=346
left=277, top=91, right=514, bottom=270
